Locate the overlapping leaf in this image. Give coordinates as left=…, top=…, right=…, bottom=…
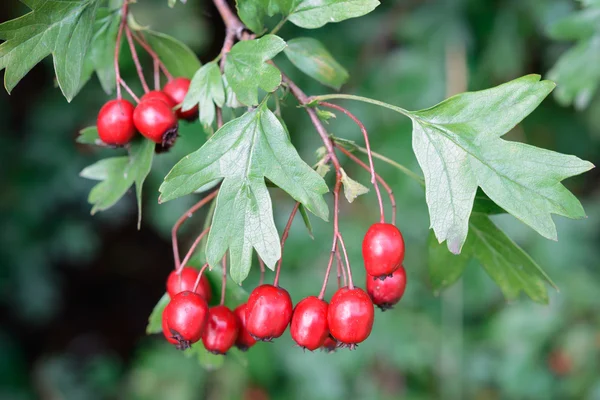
left=88, top=7, right=121, bottom=94
left=159, top=104, right=329, bottom=283
left=224, top=35, right=286, bottom=106
left=143, top=30, right=201, bottom=78
left=0, top=0, right=100, bottom=101
left=183, top=62, right=225, bottom=128
left=411, top=75, right=593, bottom=254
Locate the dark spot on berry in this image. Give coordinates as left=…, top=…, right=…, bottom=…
left=377, top=303, right=394, bottom=311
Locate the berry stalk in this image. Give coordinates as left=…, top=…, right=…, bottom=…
left=125, top=26, right=150, bottom=94
left=192, top=263, right=210, bottom=293
left=220, top=254, right=227, bottom=306
left=274, top=202, right=300, bottom=287
left=114, top=2, right=128, bottom=101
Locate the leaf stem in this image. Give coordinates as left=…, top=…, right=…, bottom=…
left=220, top=254, right=227, bottom=305
left=270, top=17, right=288, bottom=36
left=335, top=144, right=397, bottom=224
left=321, top=101, right=385, bottom=223
left=358, top=145, right=425, bottom=186
left=258, top=257, right=265, bottom=285
left=274, top=202, right=300, bottom=287
left=125, top=26, right=150, bottom=94
left=171, top=189, right=219, bottom=271
left=192, top=263, right=210, bottom=293
left=308, top=94, right=413, bottom=118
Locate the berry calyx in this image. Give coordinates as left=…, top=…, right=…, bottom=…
left=246, top=284, right=293, bottom=341
left=163, top=77, right=197, bottom=120
left=133, top=98, right=178, bottom=147
left=366, top=265, right=407, bottom=311
left=163, top=291, right=209, bottom=349
left=362, top=223, right=405, bottom=279
left=140, top=90, right=176, bottom=107
left=290, top=296, right=329, bottom=351
left=166, top=267, right=212, bottom=303
left=328, top=286, right=374, bottom=349
left=233, top=303, right=257, bottom=351
left=97, top=99, right=136, bottom=146
left=202, top=305, right=239, bottom=355
left=321, top=336, right=338, bottom=353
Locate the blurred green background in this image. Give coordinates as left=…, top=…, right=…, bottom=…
left=1, top=0, right=600, bottom=399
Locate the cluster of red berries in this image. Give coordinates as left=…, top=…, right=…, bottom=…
left=96, top=77, right=197, bottom=148
left=161, top=222, right=407, bottom=354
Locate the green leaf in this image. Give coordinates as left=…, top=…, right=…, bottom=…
left=89, top=7, right=120, bottom=94
left=159, top=104, right=329, bottom=283
left=284, top=37, right=348, bottom=90
left=128, top=139, right=155, bottom=229
left=548, top=8, right=600, bottom=40
left=146, top=293, right=170, bottom=334
left=298, top=204, right=314, bottom=239
left=183, top=62, right=225, bottom=128
left=143, top=30, right=201, bottom=78
left=429, top=214, right=555, bottom=303
left=236, top=0, right=380, bottom=31
left=224, top=35, right=286, bottom=106
left=411, top=75, right=594, bottom=254
left=76, top=126, right=101, bottom=145
left=548, top=36, right=600, bottom=109
left=340, top=168, right=369, bottom=203
left=0, top=0, right=100, bottom=101
left=223, top=75, right=243, bottom=108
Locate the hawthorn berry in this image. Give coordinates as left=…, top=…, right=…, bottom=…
left=140, top=90, right=176, bottom=107
left=202, top=305, right=239, bottom=355
left=328, top=286, right=374, bottom=349
left=366, top=265, right=407, bottom=311
left=163, top=77, right=197, bottom=120
left=133, top=98, right=178, bottom=146
left=166, top=267, right=212, bottom=303
left=246, top=284, right=293, bottom=341
left=362, top=223, right=405, bottom=279
left=321, top=336, right=338, bottom=353
left=233, top=303, right=257, bottom=351
left=162, top=313, right=179, bottom=346
left=97, top=99, right=136, bottom=146
left=163, top=291, right=208, bottom=349
left=290, top=296, right=329, bottom=351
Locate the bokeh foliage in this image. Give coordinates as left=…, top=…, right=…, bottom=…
left=1, top=0, right=599, bottom=399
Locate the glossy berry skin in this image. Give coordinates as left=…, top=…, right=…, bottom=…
left=366, top=265, right=407, bottom=311
left=202, top=305, right=239, bottom=355
left=166, top=267, right=212, bottom=303
left=290, top=296, right=329, bottom=351
left=321, top=336, right=338, bottom=353
left=97, top=99, right=136, bottom=145
left=141, top=90, right=176, bottom=107
left=328, top=287, right=374, bottom=348
left=133, top=98, right=178, bottom=146
left=163, top=77, right=197, bottom=120
left=362, top=223, right=405, bottom=279
left=234, top=303, right=257, bottom=351
left=162, top=313, right=179, bottom=345
left=163, top=291, right=208, bottom=349
left=246, top=284, right=293, bottom=341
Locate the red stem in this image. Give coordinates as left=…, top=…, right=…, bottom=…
left=337, top=232, right=354, bottom=289
left=320, top=102, right=385, bottom=223
left=258, top=257, right=265, bottom=286
left=125, top=26, right=149, bottom=93
left=336, top=144, right=397, bottom=224
left=220, top=254, right=227, bottom=305
left=318, top=238, right=337, bottom=300
left=133, top=32, right=173, bottom=81
left=171, top=190, right=219, bottom=271
left=153, top=59, right=160, bottom=90
left=118, top=78, right=140, bottom=103
left=335, top=246, right=347, bottom=287
left=192, top=263, right=210, bottom=293
left=114, top=3, right=128, bottom=100
left=273, top=202, right=300, bottom=287
left=178, top=227, right=211, bottom=274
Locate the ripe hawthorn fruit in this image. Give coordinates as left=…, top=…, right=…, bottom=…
left=366, top=265, right=407, bottom=310
left=140, top=90, right=176, bottom=107
left=233, top=303, right=257, bottom=351
left=166, top=267, right=212, bottom=303
left=290, top=296, right=329, bottom=351
left=245, top=284, right=293, bottom=341
left=133, top=98, right=178, bottom=147
left=163, top=291, right=208, bottom=349
left=163, top=77, right=197, bottom=120
left=328, top=286, right=374, bottom=349
left=97, top=99, right=136, bottom=146
left=362, top=223, right=405, bottom=279
left=202, top=305, right=239, bottom=355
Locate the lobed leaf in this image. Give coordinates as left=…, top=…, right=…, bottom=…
left=183, top=62, right=225, bottom=128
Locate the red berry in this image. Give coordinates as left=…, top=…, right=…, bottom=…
left=166, top=267, right=212, bottom=303
left=133, top=98, right=178, bottom=146
left=141, top=90, right=176, bottom=107
left=290, top=296, right=329, bottom=351
left=163, top=291, right=208, bottom=349
left=162, top=311, right=179, bottom=345
left=362, top=223, right=405, bottom=279
left=366, top=265, right=407, bottom=310
left=321, top=336, right=338, bottom=353
left=163, top=77, right=197, bottom=120
left=246, top=284, right=293, bottom=341
left=328, top=286, right=374, bottom=348
left=202, top=305, right=239, bottom=355
left=97, top=99, right=136, bottom=145
left=233, top=303, right=257, bottom=351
